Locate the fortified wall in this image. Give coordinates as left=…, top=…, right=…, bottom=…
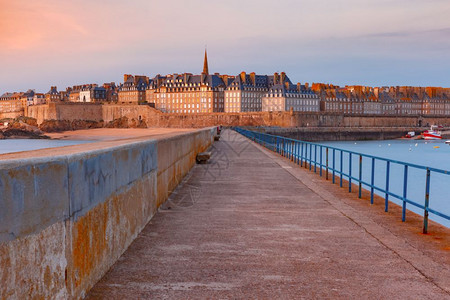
left=0, top=111, right=23, bottom=120
left=0, top=128, right=216, bottom=299
left=26, top=103, right=450, bottom=128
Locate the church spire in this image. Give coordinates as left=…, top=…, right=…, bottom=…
left=202, top=49, right=209, bottom=75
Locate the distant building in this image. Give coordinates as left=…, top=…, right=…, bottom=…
left=32, top=93, right=46, bottom=105
left=103, top=82, right=118, bottom=102
left=262, top=82, right=319, bottom=112
left=79, top=86, right=106, bottom=103
left=118, top=75, right=149, bottom=104
left=0, top=92, right=24, bottom=113
left=147, top=50, right=227, bottom=113
left=45, top=86, right=61, bottom=103
left=19, top=89, right=35, bottom=107
left=224, top=72, right=276, bottom=113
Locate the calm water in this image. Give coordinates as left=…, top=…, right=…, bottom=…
left=318, top=139, right=450, bottom=228
left=0, top=139, right=92, bottom=155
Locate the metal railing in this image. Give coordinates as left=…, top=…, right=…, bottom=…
left=234, top=127, right=450, bottom=233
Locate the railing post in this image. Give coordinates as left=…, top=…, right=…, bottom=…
left=349, top=153, right=352, bottom=193
left=358, top=155, right=362, bottom=198
left=320, top=146, right=323, bottom=177
left=402, top=165, right=408, bottom=222
left=276, top=137, right=279, bottom=153
left=332, top=149, right=335, bottom=184
left=385, top=161, right=390, bottom=212
left=309, top=144, right=312, bottom=171
left=326, top=148, right=329, bottom=180
left=423, top=168, right=431, bottom=234
left=291, top=141, right=295, bottom=161
left=340, top=150, right=343, bottom=187
left=301, top=143, right=304, bottom=167
left=314, top=145, right=317, bottom=173
left=370, top=158, right=375, bottom=205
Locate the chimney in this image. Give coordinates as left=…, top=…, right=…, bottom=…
left=250, top=72, right=256, bottom=86
left=281, top=72, right=286, bottom=83
left=297, top=83, right=301, bottom=92
left=274, top=73, right=279, bottom=84
left=240, top=71, right=246, bottom=82
left=124, top=74, right=132, bottom=83
left=221, top=75, right=228, bottom=86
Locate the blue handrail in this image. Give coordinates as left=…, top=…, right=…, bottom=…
left=234, top=127, right=450, bottom=233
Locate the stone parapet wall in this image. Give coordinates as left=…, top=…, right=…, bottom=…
left=0, top=128, right=215, bottom=299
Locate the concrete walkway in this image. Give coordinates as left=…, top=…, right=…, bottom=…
left=87, top=130, right=450, bottom=299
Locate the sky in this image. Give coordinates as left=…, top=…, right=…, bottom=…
left=1, top=0, right=449, bottom=93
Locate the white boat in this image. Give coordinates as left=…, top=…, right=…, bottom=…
left=445, top=140, right=450, bottom=145
left=422, top=125, right=442, bottom=140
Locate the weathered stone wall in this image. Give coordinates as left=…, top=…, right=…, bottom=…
left=0, top=111, right=23, bottom=120
left=26, top=103, right=450, bottom=128
left=25, top=104, right=57, bottom=124
left=55, top=103, right=103, bottom=122
left=0, top=128, right=215, bottom=299
left=260, top=127, right=418, bottom=141
left=27, top=103, right=103, bottom=124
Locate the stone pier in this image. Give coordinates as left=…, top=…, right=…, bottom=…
left=87, top=129, right=450, bottom=299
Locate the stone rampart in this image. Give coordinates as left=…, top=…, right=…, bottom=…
left=0, top=128, right=215, bottom=299
left=26, top=103, right=450, bottom=129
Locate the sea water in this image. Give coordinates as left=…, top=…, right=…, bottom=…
left=0, top=139, right=92, bottom=155
left=318, top=139, right=450, bottom=228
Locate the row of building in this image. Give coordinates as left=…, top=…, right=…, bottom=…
left=1, top=51, right=449, bottom=116
left=0, top=83, right=119, bottom=114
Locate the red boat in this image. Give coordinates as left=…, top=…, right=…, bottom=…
left=422, top=125, right=442, bottom=140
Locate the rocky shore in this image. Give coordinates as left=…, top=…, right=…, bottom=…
left=0, top=117, right=49, bottom=139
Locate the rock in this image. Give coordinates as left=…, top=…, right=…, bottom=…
left=106, top=116, right=129, bottom=128
left=2, top=128, right=49, bottom=139
left=196, top=152, right=211, bottom=164
left=39, top=119, right=103, bottom=132
left=105, top=116, right=147, bottom=129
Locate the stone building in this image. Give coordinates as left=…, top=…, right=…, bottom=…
left=68, top=84, right=98, bottom=102
left=118, top=75, right=149, bottom=104
left=79, top=86, right=106, bottom=103
left=19, top=89, right=35, bottom=107
left=103, top=82, right=118, bottom=102
left=45, top=86, right=61, bottom=103
left=224, top=72, right=287, bottom=113
left=32, top=93, right=46, bottom=105
left=147, top=51, right=227, bottom=113
left=262, top=82, right=319, bottom=112
left=0, top=92, right=24, bottom=113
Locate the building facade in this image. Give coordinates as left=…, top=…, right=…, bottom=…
left=147, top=51, right=227, bottom=113
left=262, top=82, right=319, bottom=112
left=118, top=74, right=149, bottom=104
left=45, top=86, right=61, bottom=103
left=0, top=92, right=24, bottom=113
left=79, top=86, right=106, bottom=103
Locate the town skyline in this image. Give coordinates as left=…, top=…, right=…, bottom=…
left=1, top=0, right=449, bottom=92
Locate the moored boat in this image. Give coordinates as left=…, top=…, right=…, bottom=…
left=422, top=125, right=442, bottom=140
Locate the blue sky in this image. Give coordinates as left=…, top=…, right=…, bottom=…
left=1, top=0, right=449, bottom=93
